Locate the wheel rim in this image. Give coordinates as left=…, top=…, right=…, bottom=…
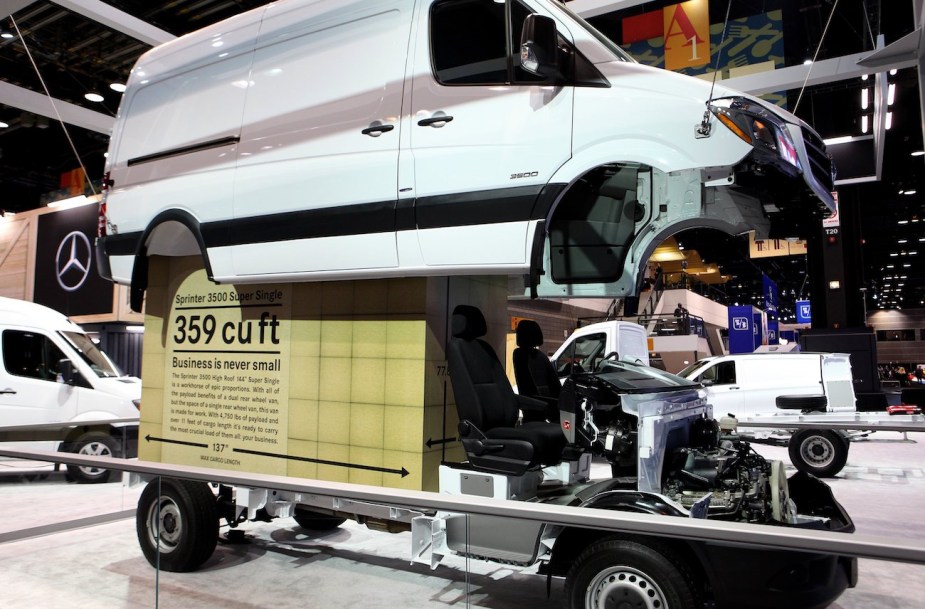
left=146, top=496, right=183, bottom=555
left=800, top=436, right=835, bottom=468
left=77, top=440, right=112, bottom=477
left=585, top=566, right=669, bottom=609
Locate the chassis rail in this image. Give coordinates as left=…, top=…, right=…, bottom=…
left=0, top=446, right=924, bottom=566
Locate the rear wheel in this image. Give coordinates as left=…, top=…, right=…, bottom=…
left=565, top=538, right=697, bottom=609
left=66, top=432, right=119, bottom=483
left=788, top=429, right=849, bottom=478
left=136, top=478, right=218, bottom=572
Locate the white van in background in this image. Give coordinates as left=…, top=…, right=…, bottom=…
left=551, top=320, right=649, bottom=376
left=0, top=297, right=140, bottom=482
left=678, top=352, right=857, bottom=418
left=678, top=352, right=857, bottom=477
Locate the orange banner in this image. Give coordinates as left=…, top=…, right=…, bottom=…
left=663, top=0, right=710, bottom=70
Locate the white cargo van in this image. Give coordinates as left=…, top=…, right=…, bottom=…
left=550, top=320, right=649, bottom=376
left=0, top=297, right=140, bottom=482
left=96, top=0, right=836, bottom=311
left=679, top=352, right=857, bottom=477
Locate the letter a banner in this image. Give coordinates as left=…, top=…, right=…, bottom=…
left=664, top=0, right=710, bottom=71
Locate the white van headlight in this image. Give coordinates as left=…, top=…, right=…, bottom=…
left=709, top=97, right=801, bottom=170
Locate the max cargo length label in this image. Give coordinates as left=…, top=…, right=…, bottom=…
left=163, top=275, right=291, bottom=474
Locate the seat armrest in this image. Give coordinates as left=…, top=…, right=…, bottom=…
left=517, top=394, right=549, bottom=413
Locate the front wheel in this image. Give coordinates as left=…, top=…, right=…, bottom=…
left=788, top=429, right=849, bottom=478
left=136, top=478, right=218, bottom=572
left=565, top=538, right=697, bottom=609
left=66, top=431, right=120, bottom=483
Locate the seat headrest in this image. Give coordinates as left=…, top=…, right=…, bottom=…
left=451, top=305, right=487, bottom=340
left=515, top=319, right=543, bottom=348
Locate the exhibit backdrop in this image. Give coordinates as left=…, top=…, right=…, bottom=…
left=34, top=202, right=113, bottom=316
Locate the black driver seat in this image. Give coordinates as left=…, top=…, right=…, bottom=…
left=447, top=305, right=566, bottom=475
left=512, top=319, right=561, bottom=422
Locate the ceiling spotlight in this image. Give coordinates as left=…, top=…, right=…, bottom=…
left=861, top=88, right=869, bottom=110
left=84, top=93, right=104, bottom=103
left=803, top=59, right=813, bottom=66
left=0, top=121, right=8, bottom=129
left=888, top=83, right=896, bottom=105
left=890, top=69, right=898, bottom=76
left=0, top=32, right=13, bottom=40
left=905, top=189, right=917, bottom=195
left=912, top=151, right=925, bottom=157
left=886, top=112, right=893, bottom=130
left=861, top=115, right=869, bottom=134
left=109, top=83, right=126, bottom=93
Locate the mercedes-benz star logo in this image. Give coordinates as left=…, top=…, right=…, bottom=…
left=55, top=231, right=92, bottom=292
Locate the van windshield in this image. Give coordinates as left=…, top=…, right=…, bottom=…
left=677, top=360, right=710, bottom=378
left=59, top=331, right=123, bottom=378
left=548, top=1, right=635, bottom=63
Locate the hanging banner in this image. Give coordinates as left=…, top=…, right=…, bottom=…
left=663, top=0, right=710, bottom=70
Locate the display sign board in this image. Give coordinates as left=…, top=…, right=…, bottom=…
left=749, top=232, right=808, bottom=259
left=767, top=320, right=779, bottom=345
left=663, top=0, right=710, bottom=70
left=728, top=305, right=763, bottom=353
left=796, top=299, right=812, bottom=324
left=34, top=203, right=114, bottom=316
left=162, top=270, right=292, bottom=474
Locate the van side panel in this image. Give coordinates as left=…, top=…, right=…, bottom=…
left=229, top=1, right=414, bottom=276
left=114, top=23, right=262, bottom=222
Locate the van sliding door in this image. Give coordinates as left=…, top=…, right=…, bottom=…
left=231, top=1, right=415, bottom=276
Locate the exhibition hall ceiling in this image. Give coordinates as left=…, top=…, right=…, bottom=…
left=0, top=0, right=921, bottom=315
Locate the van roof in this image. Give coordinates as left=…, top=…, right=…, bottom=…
left=696, top=352, right=848, bottom=362
left=0, top=297, right=80, bottom=332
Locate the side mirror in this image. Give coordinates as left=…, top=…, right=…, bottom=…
left=520, top=14, right=559, bottom=79
left=700, top=379, right=714, bottom=387
left=58, top=359, right=79, bottom=385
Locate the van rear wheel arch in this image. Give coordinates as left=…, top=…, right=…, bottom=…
left=129, top=210, right=215, bottom=312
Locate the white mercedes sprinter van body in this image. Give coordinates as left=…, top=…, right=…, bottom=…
left=0, top=297, right=140, bottom=482
left=97, top=0, right=835, bottom=311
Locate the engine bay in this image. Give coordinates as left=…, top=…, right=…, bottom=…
left=558, top=364, right=806, bottom=525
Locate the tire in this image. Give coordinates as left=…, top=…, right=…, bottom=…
left=776, top=395, right=828, bottom=412
left=788, top=429, right=849, bottom=478
left=66, top=432, right=120, bottom=483
left=565, top=538, right=697, bottom=609
left=293, top=507, right=346, bottom=531
left=136, top=478, right=219, bottom=572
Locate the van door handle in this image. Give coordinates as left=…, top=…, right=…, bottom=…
left=361, top=123, right=395, bottom=137
left=0, top=388, right=16, bottom=395
left=417, top=115, right=454, bottom=128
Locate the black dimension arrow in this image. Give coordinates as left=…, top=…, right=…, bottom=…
left=233, top=447, right=409, bottom=477
left=425, top=436, right=456, bottom=448
left=145, top=434, right=208, bottom=449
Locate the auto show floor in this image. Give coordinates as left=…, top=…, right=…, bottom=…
left=0, top=433, right=924, bottom=609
